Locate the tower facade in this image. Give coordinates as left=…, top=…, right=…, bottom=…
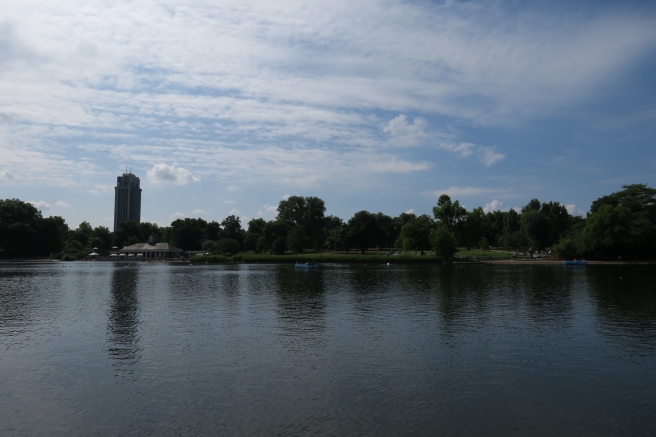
left=114, top=172, right=142, bottom=232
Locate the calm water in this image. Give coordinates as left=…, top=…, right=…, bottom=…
left=1, top=262, right=656, bottom=436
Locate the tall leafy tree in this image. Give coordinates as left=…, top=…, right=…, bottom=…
left=581, top=184, right=656, bottom=259
left=346, top=210, right=381, bottom=253
left=398, top=214, right=434, bottom=253
left=431, top=224, right=457, bottom=261
left=0, top=199, right=42, bottom=256
left=263, top=219, right=294, bottom=253
left=221, top=215, right=244, bottom=243
left=112, top=220, right=143, bottom=248
left=169, top=218, right=208, bottom=250
left=277, top=196, right=326, bottom=249
left=461, top=207, right=489, bottom=249
left=375, top=212, right=396, bottom=249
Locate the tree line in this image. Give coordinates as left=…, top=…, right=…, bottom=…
left=1, top=184, right=654, bottom=260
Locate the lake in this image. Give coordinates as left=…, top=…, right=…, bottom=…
left=1, top=261, right=655, bottom=436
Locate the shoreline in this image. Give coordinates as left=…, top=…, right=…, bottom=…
left=3, top=258, right=655, bottom=266
left=479, top=259, right=656, bottom=265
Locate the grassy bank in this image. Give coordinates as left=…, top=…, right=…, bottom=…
left=456, top=249, right=517, bottom=259
left=195, top=252, right=448, bottom=264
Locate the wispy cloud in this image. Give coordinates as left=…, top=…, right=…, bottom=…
left=427, top=186, right=502, bottom=198
left=0, top=0, right=654, bottom=224
left=478, top=147, right=505, bottom=167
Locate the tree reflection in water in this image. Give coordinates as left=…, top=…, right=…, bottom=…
left=107, top=267, right=141, bottom=375
left=272, top=266, right=326, bottom=351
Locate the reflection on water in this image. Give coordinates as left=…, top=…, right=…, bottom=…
left=1, top=262, right=656, bottom=436
left=107, top=267, right=141, bottom=373
left=587, top=265, right=656, bottom=355
left=273, top=266, right=326, bottom=350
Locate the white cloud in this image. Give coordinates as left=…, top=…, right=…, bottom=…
left=383, top=114, right=428, bottom=147
left=437, top=142, right=504, bottom=166
left=478, top=147, right=505, bottom=166
left=29, top=200, right=51, bottom=210
left=438, top=142, right=476, bottom=158
left=193, top=209, right=208, bottom=215
left=404, top=208, right=415, bottom=214
left=223, top=200, right=236, bottom=204
left=170, top=212, right=186, bottom=221
left=229, top=209, right=239, bottom=216
left=257, top=203, right=278, bottom=217
left=55, top=201, right=69, bottom=207
left=483, top=200, right=504, bottom=213
left=147, top=162, right=200, bottom=186
left=565, top=204, right=584, bottom=216
left=0, top=0, right=654, bottom=223
left=88, top=185, right=114, bottom=195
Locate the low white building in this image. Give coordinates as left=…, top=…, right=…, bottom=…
left=114, top=236, right=184, bottom=260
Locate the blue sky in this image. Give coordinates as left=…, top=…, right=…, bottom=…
left=1, top=0, right=655, bottom=229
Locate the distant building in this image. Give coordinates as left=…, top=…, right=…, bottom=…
left=114, top=171, right=142, bottom=232
left=112, top=236, right=184, bottom=260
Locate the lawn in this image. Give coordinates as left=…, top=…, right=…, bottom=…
left=456, top=248, right=516, bottom=259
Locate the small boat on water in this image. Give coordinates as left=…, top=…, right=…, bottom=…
left=295, top=262, right=318, bottom=269
left=563, top=260, right=587, bottom=266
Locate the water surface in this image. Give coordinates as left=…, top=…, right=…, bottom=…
left=1, top=262, right=655, bottom=436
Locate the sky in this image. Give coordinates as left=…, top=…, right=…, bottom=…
left=1, top=0, right=656, bottom=229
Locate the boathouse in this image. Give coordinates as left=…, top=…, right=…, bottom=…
left=113, top=236, right=184, bottom=260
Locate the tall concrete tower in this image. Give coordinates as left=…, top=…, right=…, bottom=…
left=114, top=172, right=142, bottom=232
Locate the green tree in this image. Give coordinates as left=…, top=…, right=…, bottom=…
left=92, top=226, right=112, bottom=249
left=277, top=196, right=326, bottom=249
left=263, top=219, right=294, bottom=251
left=247, top=218, right=267, bottom=235
left=139, top=222, right=164, bottom=242
left=374, top=212, right=396, bottom=249
left=486, top=210, right=506, bottom=246
left=462, top=207, right=489, bottom=250
left=346, top=211, right=381, bottom=254
left=270, top=236, right=287, bottom=255
left=112, top=220, right=143, bottom=248
left=242, top=233, right=260, bottom=252
left=579, top=184, right=656, bottom=260
left=0, top=199, right=42, bottom=256
left=215, top=238, right=240, bottom=255
left=520, top=199, right=572, bottom=250
left=431, top=224, right=457, bottom=261
left=287, top=225, right=307, bottom=254
left=169, top=218, right=208, bottom=250
left=221, top=215, right=244, bottom=243
left=433, top=195, right=466, bottom=231
left=402, top=238, right=416, bottom=254
left=397, top=214, right=434, bottom=254
left=37, top=216, right=67, bottom=255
